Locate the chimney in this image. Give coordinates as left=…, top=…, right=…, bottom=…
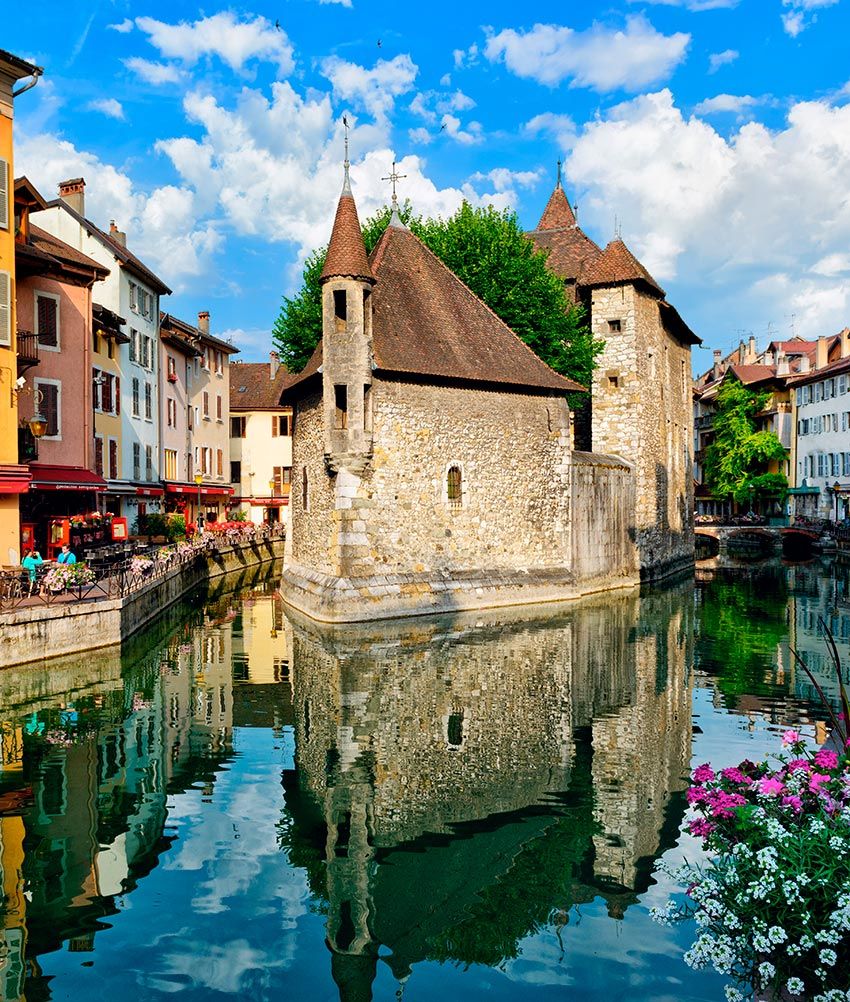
left=799, top=354, right=810, bottom=374
left=712, top=349, right=722, bottom=380
left=841, top=328, right=850, bottom=359
left=816, top=335, right=829, bottom=370
left=109, top=220, right=126, bottom=247
left=58, top=177, right=85, bottom=217
left=777, top=352, right=789, bottom=376
left=198, top=310, right=210, bottom=335
left=270, top=351, right=280, bottom=380
left=737, top=340, right=745, bottom=364
left=747, top=334, right=757, bottom=362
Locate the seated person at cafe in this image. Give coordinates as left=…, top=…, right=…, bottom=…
left=21, top=548, right=43, bottom=584
left=57, top=544, right=77, bottom=565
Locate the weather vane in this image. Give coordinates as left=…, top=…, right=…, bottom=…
left=381, top=160, right=407, bottom=208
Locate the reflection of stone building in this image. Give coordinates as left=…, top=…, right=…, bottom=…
left=284, top=585, right=693, bottom=998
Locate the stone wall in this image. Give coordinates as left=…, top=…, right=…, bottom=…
left=571, top=451, right=636, bottom=583
left=0, top=539, right=284, bottom=668
left=286, top=378, right=593, bottom=620
left=590, top=284, right=695, bottom=579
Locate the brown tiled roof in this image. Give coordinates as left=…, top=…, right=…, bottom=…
left=786, top=352, right=850, bottom=387
left=659, top=299, right=701, bottom=346
left=580, top=238, right=665, bottom=297
left=160, top=312, right=239, bottom=355
left=528, top=226, right=602, bottom=285
left=536, top=184, right=576, bottom=230
left=230, top=362, right=290, bottom=410
left=286, top=222, right=583, bottom=397
left=726, top=364, right=779, bottom=385
left=28, top=223, right=108, bottom=277
left=39, top=200, right=172, bottom=295
left=320, top=185, right=374, bottom=285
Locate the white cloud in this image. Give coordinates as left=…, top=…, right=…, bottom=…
left=524, top=112, right=577, bottom=150
left=439, top=114, right=483, bottom=145
left=410, top=89, right=475, bottom=124
left=564, top=89, right=850, bottom=339
left=641, top=0, right=738, bottom=7
left=320, top=54, right=418, bottom=119
left=483, top=15, right=690, bottom=92
left=16, top=131, right=220, bottom=292
left=781, top=0, right=840, bottom=35
left=108, top=18, right=134, bottom=33
left=693, top=93, right=761, bottom=115
left=812, top=253, right=850, bottom=277
left=135, top=13, right=295, bottom=76
left=86, top=98, right=125, bottom=120
left=453, top=43, right=479, bottom=69
left=318, top=0, right=353, bottom=6
left=124, top=58, right=185, bottom=85
left=708, top=48, right=739, bottom=72
left=409, top=126, right=433, bottom=145
left=469, top=167, right=543, bottom=192
left=439, top=73, right=452, bottom=87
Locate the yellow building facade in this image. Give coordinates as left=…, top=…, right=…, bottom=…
left=0, top=50, right=42, bottom=564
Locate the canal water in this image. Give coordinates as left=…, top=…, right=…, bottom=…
left=0, top=561, right=845, bottom=1002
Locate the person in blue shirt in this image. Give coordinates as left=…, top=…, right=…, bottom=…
left=21, top=548, right=43, bottom=585
left=57, top=545, right=77, bottom=565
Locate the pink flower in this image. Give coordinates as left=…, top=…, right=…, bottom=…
left=758, top=776, right=786, bottom=797
left=686, top=786, right=709, bottom=805
left=689, top=819, right=715, bottom=838
left=814, top=748, right=839, bottom=771
left=809, top=772, right=832, bottom=793
left=721, top=767, right=750, bottom=785
left=782, top=730, right=801, bottom=746
left=692, top=764, right=715, bottom=784
left=786, top=758, right=810, bottom=773
left=709, top=790, right=747, bottom=817
left=781, top=794, right=803, bottom=814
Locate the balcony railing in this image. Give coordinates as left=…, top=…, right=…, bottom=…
left=16, top=330, right=40, bottom=373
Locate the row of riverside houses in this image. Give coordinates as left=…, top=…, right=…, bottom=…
left=693, top=331, right=850, bottom=524
left=1, top=48, right=293, bottom=563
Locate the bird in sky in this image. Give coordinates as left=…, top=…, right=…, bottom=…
left=377, top=39, right=382, bottom=47
left=275, top=19, right=281, bottom=30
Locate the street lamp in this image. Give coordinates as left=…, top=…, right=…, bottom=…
left=832, top=481, right=841, bottom=524
left=194, top=473, right=203, bottom=530
left=268, top=478, right=276, bottom=524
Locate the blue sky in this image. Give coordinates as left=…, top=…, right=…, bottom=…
left=7, top=0, right=850, bottom=372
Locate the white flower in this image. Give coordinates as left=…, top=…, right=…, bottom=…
left=786, top=977, right=804, bottom=996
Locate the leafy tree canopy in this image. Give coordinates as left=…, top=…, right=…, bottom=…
left=703, top=379, right=788, bottom=505
left=272, top=201, right=602, bottom=400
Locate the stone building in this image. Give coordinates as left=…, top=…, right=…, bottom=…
left=528, top=181, right=700, bottom=578
left=282, top=168, right=640, bottom=623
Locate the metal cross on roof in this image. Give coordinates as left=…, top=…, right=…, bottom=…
left=556, top=159, right=562, bottom=188
left=381, top=160, right=407, bottom=206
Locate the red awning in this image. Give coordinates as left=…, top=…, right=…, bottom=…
left=28, top=465, right=107, bottom=492
left=136, top=487, right=164, bottom=497
left=164, top=483, right=234, bottom=498
left=0, top=465, right=32, bottom=495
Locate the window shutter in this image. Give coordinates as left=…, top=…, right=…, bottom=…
left=37, top=296, right=58, bottom=347
left=41, top=384, right=59, bottom=437
left=0, top=271, right=10, bottom=346
left=0, top=159, right=8, bottom=232
left=272, top=415, right=278, bottom=437
left=115, top=376, right=120, bottom=415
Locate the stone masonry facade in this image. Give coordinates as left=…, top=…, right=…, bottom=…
left=591, top=284, right=695, bottom=578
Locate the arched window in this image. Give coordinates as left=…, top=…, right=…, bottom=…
left=447, top=465, right=462, bottom=509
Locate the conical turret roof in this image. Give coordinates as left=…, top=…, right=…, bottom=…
left=535, top=183, right=576, bottom=231
left=580, top=237, right=665, bottom=297
left=320, top=173, right=374, bottom=285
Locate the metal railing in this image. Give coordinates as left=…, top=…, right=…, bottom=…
left=16, top=330, right=40, bottom=370
left=0, top=524, right=285, bottom=613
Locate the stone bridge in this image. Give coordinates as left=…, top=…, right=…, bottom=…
left=694, top=525, right=820, bottom=561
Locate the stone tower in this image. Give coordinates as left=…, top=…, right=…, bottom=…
left=582, top=239, right=697, bottom=578
left=320, top=164, right=376, bottom=476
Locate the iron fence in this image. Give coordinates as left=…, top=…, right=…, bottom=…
left=0, top=525, right=285, bottom=613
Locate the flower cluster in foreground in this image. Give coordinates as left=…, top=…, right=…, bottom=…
left=652, top=731, right=850, bottom=1001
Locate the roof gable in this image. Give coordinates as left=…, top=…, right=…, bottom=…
left=230, top=362, right=290, bottom=409
left=535, top=184, right=576, bottom=231
left=580, top=238, right=665, bottom=297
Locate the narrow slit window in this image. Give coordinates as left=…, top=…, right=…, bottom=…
left=334, top=384, right=348, bottom=429
left=302, top=467, right=309, bottom=512
left=363, top=384, right=371, bottom=431
left=333, top=289, right=347, bottom=321
left=447, top=465, right=462, bottom=509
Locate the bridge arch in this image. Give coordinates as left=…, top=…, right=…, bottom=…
left=780, top=528, right=817, bottom=561
left=694, top=532, right=720, bottom=560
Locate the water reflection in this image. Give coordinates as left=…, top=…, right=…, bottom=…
left=0, top=564, right=842, bottom=1001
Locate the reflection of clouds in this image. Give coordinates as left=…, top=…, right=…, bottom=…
left=146, top=937, right=286, bottom=994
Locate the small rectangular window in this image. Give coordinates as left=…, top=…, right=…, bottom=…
left=334, top=384, right=348, bottom=429
left=608, top=319, right=622, bottom=333
left=36, top=294, right=58, bottom=347
left=231, top=416, right=246, bottom=438
left=230, top=460, right=241, bottom=483
left=363, top=384, right=372, bottom=432
left=333, top=289, right=347, bottom=321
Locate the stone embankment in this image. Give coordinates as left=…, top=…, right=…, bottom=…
left=0, top=537, right=285, bottom=668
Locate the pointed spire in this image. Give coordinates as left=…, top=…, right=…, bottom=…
left=535, top=181, right=576, bottom=232
left=321, top=134, right=374, bottom=285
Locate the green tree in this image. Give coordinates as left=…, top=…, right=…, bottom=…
left=703, top=379, right=788, bottom=506
left=272, top=201, right=601, bottom=395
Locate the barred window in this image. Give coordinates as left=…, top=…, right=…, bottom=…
left=447, top=465, right=462, bottom=509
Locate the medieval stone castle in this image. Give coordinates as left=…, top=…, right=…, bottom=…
left=281, top=164, right=698, bottom=622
